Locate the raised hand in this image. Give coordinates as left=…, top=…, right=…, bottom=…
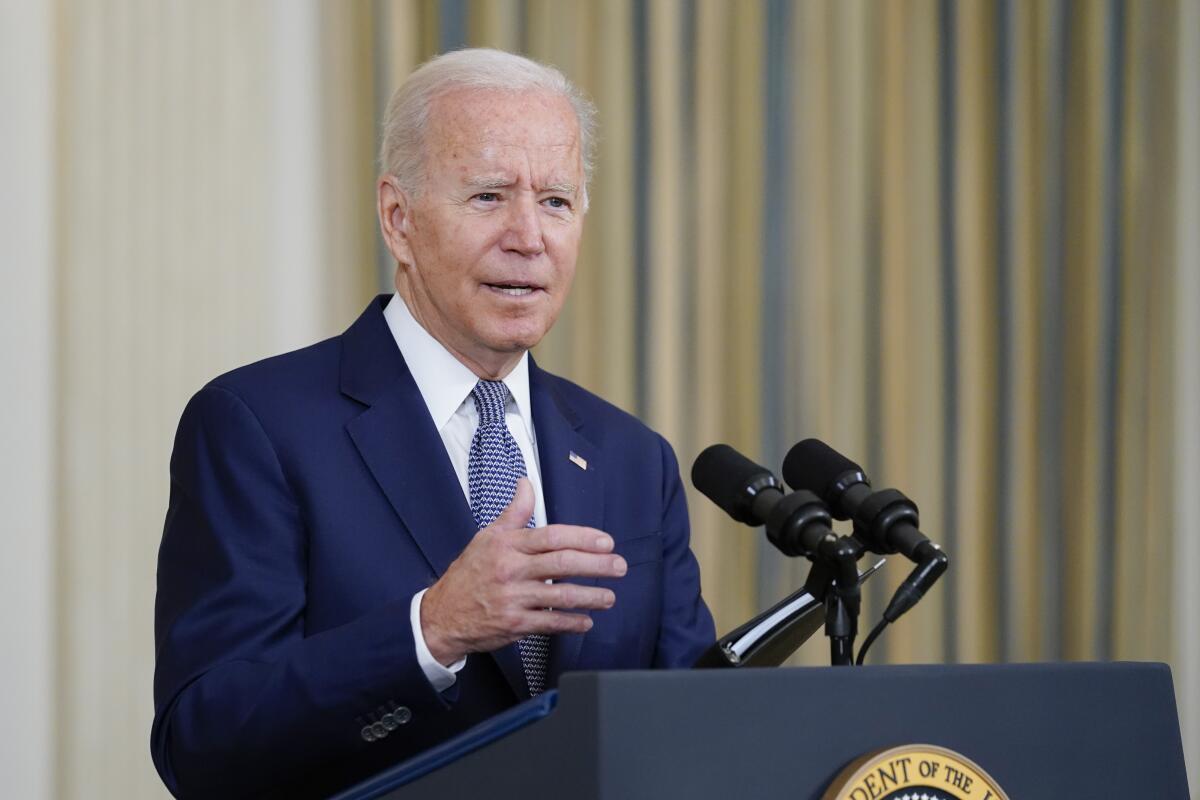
left=420, top=478, right=626, bottom=666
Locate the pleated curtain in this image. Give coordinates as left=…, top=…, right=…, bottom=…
left=373, top=0, right=1184, bottom=672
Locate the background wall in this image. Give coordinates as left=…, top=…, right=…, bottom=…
left=1, top=1, right=1196, bottom=797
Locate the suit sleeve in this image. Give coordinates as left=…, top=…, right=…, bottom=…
left=651, top=435, right=717, bottom=668
left=151, top=384, right=451, bottom=798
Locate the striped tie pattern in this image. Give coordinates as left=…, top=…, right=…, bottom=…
left=467, top=379, right=549, bottom=696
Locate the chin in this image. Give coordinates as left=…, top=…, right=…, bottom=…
left=484, top=322, right=551, bottom=354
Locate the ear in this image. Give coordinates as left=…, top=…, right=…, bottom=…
left=377, top=175, right=416, bottom=267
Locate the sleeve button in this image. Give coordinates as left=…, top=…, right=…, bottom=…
left=370, top=721, right=388, bottom=739
left=394, top=706, right=412, bottom=725
left=381, top=713, right=398, bottom=731
left=361, top=725, right=376, bottom=742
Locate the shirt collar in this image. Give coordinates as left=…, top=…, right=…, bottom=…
left=382, top=293, right=534, bottom=438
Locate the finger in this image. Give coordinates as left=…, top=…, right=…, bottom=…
left=526, top=582, right=616, bottom=611
left=520, top=609, right=596, bottom=636
left=517, top=524, right=614, bottom=555
left=522, top=550, right=627, bottom=581
left=491, top=477, right=536, bottom=531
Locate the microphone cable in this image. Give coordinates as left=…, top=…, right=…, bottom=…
left=855, top=618, right=889, bottom=665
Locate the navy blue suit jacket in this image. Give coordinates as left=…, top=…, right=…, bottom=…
left=151, top=296, right=715, bottom=798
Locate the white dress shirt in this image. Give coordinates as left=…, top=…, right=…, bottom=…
left=382, top=292, right=547, bottom=691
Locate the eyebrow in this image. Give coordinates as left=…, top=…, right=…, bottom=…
left=463, top=175, right=579, bottom=195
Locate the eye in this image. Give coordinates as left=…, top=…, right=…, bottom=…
left=543, top=196, right=571, bottom=210
left=474, top=192, right=500, bottom=203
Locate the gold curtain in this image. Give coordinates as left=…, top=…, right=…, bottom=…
left=373, top=0, right=1184, bottom=674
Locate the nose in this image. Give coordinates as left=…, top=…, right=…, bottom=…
left=500, top=195, right=545, bottom=256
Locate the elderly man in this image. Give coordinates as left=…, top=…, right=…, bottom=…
left=152, top=49, right=715, bottom=799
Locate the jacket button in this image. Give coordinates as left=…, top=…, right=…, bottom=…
left=394, top=706, right=412, bottom=725
left=361, top=725, right=376, bottom=742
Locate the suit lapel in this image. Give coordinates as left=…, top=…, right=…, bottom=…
left=345, top=386, right=477, bottom=579
left=530, top=361, right=605, bottom=684
left=341, top=298, right=478, bottom=581
left=339, top=297, right=527, bottom=700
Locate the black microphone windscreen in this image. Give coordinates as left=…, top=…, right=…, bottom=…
left=691, top=444, right=774, bottom=519
left=782, top=438, right=863, bottom=496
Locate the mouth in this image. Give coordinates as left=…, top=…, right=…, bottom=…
left=483, top=282, right=543, bottom=298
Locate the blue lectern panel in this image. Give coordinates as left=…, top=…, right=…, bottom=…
left=351, top=663, right=1190, bottom=800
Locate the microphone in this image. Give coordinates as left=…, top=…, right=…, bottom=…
left=691, top=444, right=837, bottom=560
left=783, top=439, right=936, bottom=562
left=782, top=439, right=948, bottom=622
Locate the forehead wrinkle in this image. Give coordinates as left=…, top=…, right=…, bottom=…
left=433, top=121, right=578, bottom=159
left=431, top=113, right=584, bottom=196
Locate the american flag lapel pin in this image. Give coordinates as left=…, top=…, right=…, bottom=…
left=568, top=451, right=588, bottom=470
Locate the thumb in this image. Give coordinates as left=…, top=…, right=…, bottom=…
left=492, top=477, right=535, bottom=530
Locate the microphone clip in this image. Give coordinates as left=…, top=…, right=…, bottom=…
left=851, top=488, right=919, bottom=556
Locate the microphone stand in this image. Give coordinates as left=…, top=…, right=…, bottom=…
left=803, top=535, right=865, bottom=666
left=691, top=556, right=885, bottom=669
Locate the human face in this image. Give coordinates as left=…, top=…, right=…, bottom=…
left=380, top=87, right=586, bottom=379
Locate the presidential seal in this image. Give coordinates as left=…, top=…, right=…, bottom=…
left=821, top=744, right=1010, bottom=800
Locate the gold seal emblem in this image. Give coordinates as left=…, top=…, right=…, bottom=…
left=821, top=744, right=1010, bottom=800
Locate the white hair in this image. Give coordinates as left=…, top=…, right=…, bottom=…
left=379, top=48, right=597, bottom=201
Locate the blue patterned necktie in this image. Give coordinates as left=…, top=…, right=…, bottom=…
left=467, top=379, right=549, bottom=696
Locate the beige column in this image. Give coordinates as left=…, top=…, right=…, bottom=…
left=268, top=0, right=326, bottom=348
left=0, top=2, right=56, bottom=797
left=52, top=2, right=373, bottom=797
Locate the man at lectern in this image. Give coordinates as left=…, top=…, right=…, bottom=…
left=151, top=48, right=715, bottom=799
